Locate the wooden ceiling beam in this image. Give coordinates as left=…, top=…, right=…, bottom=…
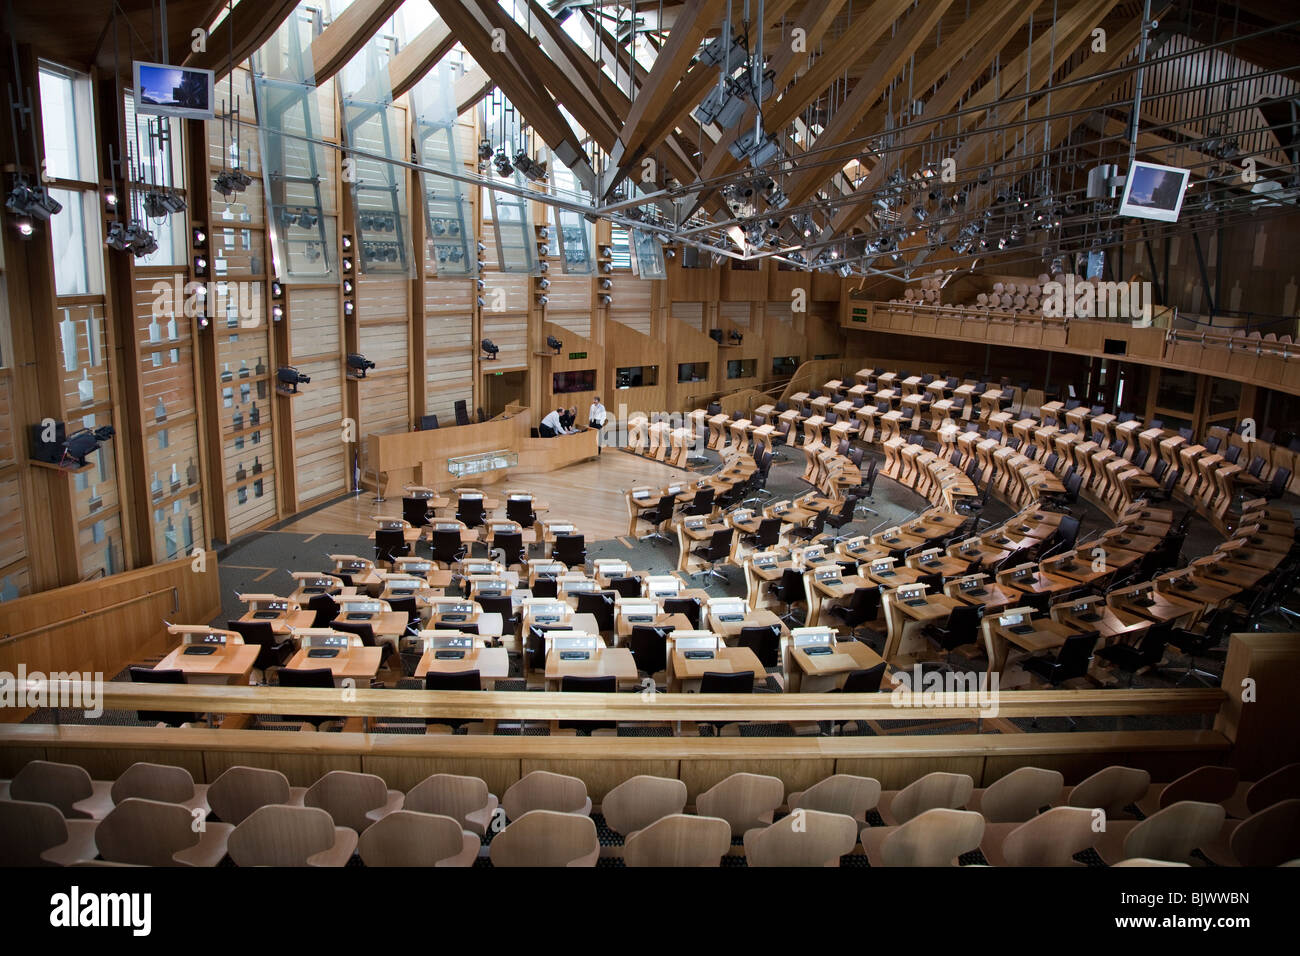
left=779, top=0, right=958, bottom=209
left=183, top=0, right=300, bottom=77
left=388, top=19, right=456, bottom=100
left=303, top=0, right=403, bottom=84
left=428, top=0, right=598, bottom=193
left=604, top=0, right=728, bottom=196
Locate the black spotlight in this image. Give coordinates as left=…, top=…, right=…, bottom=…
left=708, top=329, right=724, bottom=344
left=347, top=353, right=376, bottom=379
left=546, top=335, right=562, bottom=355
left=481, top=338, right=499, bottom=360
left=277, top=366, right=311, bottom=393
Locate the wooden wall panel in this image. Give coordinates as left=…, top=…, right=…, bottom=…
left=481, top=310, right=529, bottom=371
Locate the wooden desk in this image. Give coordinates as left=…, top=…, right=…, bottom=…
left=414, top=646, right=510, bottom=688
left=950, top=582, right=1021, bottom=613
left=237, top=609, right=316, bottom=636
left=1110, top=590, right=1202, bottom=625
left=670, top=646, right=769, bottom=693
left=1041, top=554, right=1112, bottom=586
left=987, top=618, right=1074, bottom=675
left=284, top=646, right=383, bottom=686
left=545, top=646, right=640, bottom=690
left=616, top=612, right=693, bottom=641
left=790, top=641, right=887, bottom=693
left=155, top=643, right=259, bottom=685
left=1004, top=569, right=1077, bottom=599
left=709, top=607, right=783, bottom=641
left=1053, top=604, right=1149, bottom=643
left=335, top=610, right=410, bottom=640
left=864, top=565, right=923, bottom=587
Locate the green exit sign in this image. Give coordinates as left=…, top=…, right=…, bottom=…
left=851, top=307, right=869, bottom=324
left=568, top=351, right=587, bottom=360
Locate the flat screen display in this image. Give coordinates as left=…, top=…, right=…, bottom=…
left=1118, top=160, right=1190, bottom=222
left=133, top=61, right=215, bottom=120
left=553, top=369, right=595, bottom=394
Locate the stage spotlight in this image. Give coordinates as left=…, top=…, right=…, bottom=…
left=546, top=335, right=562, bottom=355
left=347, top=353, right=375, bottom=379
left=481, top=338, right=499, bottom=360
left=277, top=366, right=311, bottom=394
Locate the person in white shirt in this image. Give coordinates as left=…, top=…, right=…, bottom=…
left=588, top=398, right=607, bottom=453
left=539, top=408, right=563, bottom=438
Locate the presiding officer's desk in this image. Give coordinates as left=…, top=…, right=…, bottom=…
left=368, top=406, right=597, bottom=495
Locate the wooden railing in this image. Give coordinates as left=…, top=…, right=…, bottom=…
left=16, top=679, right=1224, bottom=723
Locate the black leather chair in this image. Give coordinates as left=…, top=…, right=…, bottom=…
left=575, top=591, right=616, bottom=634
left=628, top=625, right=669, bottom=681
left=789, top=510, right=827, bottom=543
left=922, top=602, right=982, bottom=663
left=741, top=517, right=782, bottom=551
left=1097, top=622, right=1170, bottom=686
left=531, top=576, right=558, bottom=599
left=823, top=496, right=860, bottom=543
left=128, top=667, right=197, bottom=726
left=839, top=663, right=887, bottom=692
left=454, top=400, right=471, bottom=426
left=682, top=485, right=716, bottom=518
left=736, top=624, right=781, bottom=671
left=559, top=675, right=617, bottom=732
left=402, top=496, right=432, bottom=528
left=606, top=575, right=642, bottom=598
left=505, top=497, right=537, bottom=527
left=424, top=670, right=482, bottom=730
left=827, top=586, right=880, bottom=639
left=699, top=671, right=754, bottom=693
left=491, top=530, right=527, bottom=567
left=227, top=620, right=294, bottom=676
left=375, top=528, right=410, bottom=564
left=432, top=529, right=468, bottom=565
left=306, top=592, right=339, bottom=628
left=476, top=595, right=518, bottom=645
left=770, top=567, right=807, bottom=626
left=1026, top=630, right=1098, bottom=687
left=455, top=497, right=485, bottom=529
left=636, top=494, right=677, bottom=542
left=662, top=596, right=702, bottom=629
left=553, top=533, right=587, bottom=570
left=276, top=667, right=340, bottom=728
left=332, top=620, right=393, bottom=668
left=386, top=597, right=422, bottom=637
left=690, top=528, right=734, bottom=583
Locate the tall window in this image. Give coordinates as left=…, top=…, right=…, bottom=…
left=38, top=62, right=95, bottom=182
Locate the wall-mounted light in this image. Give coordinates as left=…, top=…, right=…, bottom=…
left=597, top=294, right=611, bottom=306
left=481, top=338, right=499, bottom=360
left=341, top=234, right=353, bottom=251
left=536, top=294, right=549, bottom=306
left=271, top=305, right=284, bottom=322
left=346, top=353, right=375, bottom=379
left=537, top=278, right=550, bottom=290
left=344, top=300, right=354, bottom=316
left=599, top=278, right=612, bottom=290
left=546, top=335, right=563, bottom=355
left=340, top=279, right=351, bottom=296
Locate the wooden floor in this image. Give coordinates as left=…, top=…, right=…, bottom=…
left=277, top=449, right=691, bottom=541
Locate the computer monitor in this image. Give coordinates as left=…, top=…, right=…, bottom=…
left=133, top=61, right=215, bottom=120
left=1118, top=160, right=1190, bottom=222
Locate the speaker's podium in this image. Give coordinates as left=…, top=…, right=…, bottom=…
left=367, top=406, right=597, bottom=496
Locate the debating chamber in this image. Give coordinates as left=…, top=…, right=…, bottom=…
left=0, top=0, right=1298, bottom=903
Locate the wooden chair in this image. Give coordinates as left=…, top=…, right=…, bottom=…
left=1203, top=799, right=1300, bottom=867
left=785, top=774, right=882, bottom=832
left=4, top=760, right=113, bottom=819
left=488, top=809, right=599, bottom=867
left=621, top=814, right=731, bottom=867
left=600, top=775, right=687, bottom=838
left=206, top=765, right=308, bottom=826
left=979, top=806, right=1098, bottom=866
left=226, top=804, right=358, bottom=867
left=743, top=809, right=860, bottom=867
left=109, top=762, right=209, bottom=816
left=694, top=772, right=785, bottom=838
left=301, top=770, right=404, bottom=834
left=93, top=798, right=233, bottom=867
left=1223, top=763, right=1300, bottom=819
left=1058, top=765, right=1150, bottom=819
left=1136, top=765, right=1239, bottom=816
left=500, top=770, right=592, bottom=821
left=1095, top=800, right=1227, bottom=865
left=966, top=767, right=1065, bottom=823
left=876, top=771, right=974, bottom=826
left=861, top=808, right=986, bottom=866
left=0, top=799, right=99, bottom=866
left=401, top=773, right=498, bottom=836
left=356, top=810, right=479, bottom=867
